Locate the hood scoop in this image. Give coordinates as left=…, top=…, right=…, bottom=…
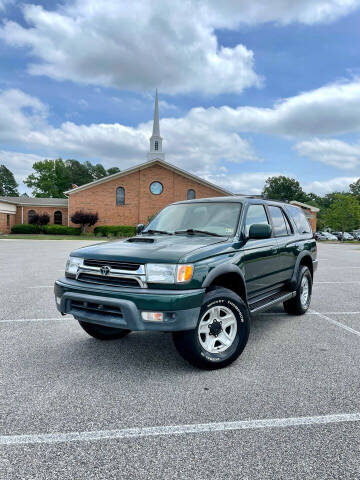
left=126, top=237, right=155, bottom=243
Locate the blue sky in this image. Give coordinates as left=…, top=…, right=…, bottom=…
left=1, top=0, right=360, bottom=195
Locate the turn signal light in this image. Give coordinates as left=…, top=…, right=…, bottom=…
left=141, top=312, right=164, bottom=322
left=177, top=264, right=194, bottom=283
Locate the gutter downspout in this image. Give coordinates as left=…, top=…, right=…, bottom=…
left=21, top=206, right=24, bottom=224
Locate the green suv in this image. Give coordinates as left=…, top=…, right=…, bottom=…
left=55, top=197, right=317, bottom=369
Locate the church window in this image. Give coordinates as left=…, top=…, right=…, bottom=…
left=154, top=140, right=159, bottom=151
left=54, top=211, right=62, bottom=225
left=187, top=189, right=196, bottom=200
left=116, top=186, right=125, bottom=205
left=28, top=209, right=36, bottom=223
left=150, top=181, right=163, bottom=195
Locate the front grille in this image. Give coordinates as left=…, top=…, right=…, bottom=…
left=71, top=299, right=122, bottom=317
left=83, top=259, right=141, bottom=271
left=77, top=273, right=141, bottom=288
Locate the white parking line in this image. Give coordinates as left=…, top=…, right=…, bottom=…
left=26, top=286, right=53, bottom=289
left=309, top=310, right=360, bottom=337
left=0, top=317, right=71, bottom=324
left=1, top=412, right=360, bottom=446
left=314, top=281, right=360, bottom=284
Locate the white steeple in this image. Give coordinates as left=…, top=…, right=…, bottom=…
left=147, top=89, right=165, bottom=161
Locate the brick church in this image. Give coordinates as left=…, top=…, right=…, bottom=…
left=0, top=91, right=230, bottom=233
left=0, top=91, right=318, bottom=233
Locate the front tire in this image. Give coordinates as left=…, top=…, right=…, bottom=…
left=77, top=320, right=131, bottom=340
left=283, top=266, right=312, bottom=315
left=173, top=287, right=250, bottom=370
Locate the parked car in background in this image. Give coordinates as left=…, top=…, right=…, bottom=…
left=316, top=232, right=338, bottom=241
left=352, top=232, right=360, bottom=240
left=337, top=232, right=354, bottom=241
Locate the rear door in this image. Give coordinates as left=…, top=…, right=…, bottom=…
left=241, top=204, right=280, bottom=296
left=267, top=205, right=297, bottom=284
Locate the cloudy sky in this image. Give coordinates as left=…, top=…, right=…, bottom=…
left=1, top=0, right=360, bottom=195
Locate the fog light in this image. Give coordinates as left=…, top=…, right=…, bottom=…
left=141, top=311, right=164, bottom=322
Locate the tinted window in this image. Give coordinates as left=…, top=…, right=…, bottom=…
left=286, top=205, right=312, bottom=234
left=283, top=211, right=293, bottom=234
left=145, top=202, right=241, bottom=236
left=244, top=204, right=269, bottom=236
left=268, top=206, right=288, bottom=236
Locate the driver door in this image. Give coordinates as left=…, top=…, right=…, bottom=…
left=241, top=204, right=280, bottom=296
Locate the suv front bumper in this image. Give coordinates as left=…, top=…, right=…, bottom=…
left=54, top=278, right=205, bottom=332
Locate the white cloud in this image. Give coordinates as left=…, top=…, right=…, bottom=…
left=295, top=138, right=360, bottom=169
left=0, top=150, right=44, bottom=193
left=188, top=80, right=360, bottom=137
left=2, top=1, right=359, bottom=94
left=303, top=176, right=357, bottom=194
left=0, top=88, right=260, bottom=182
left=0, top=1, right=261, bottom=95
left=204, top=171, right=283, bottom=195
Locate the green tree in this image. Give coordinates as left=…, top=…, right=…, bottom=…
left=350, top=178, right=360, bottom=200
left=262, top=176, right=308, bottom=203
left=107, top=167, right=121, bottom=176
left=325, top=194, right=360, bottom=235
left=65, top=159, right=93, bottom=186
left=0, top=164, right=19, bottom=196
left=24, top=158, right=121, bottom=197
left=24, top=159, right=71, bottom=198
left=84, top=161, right=107, bottom=180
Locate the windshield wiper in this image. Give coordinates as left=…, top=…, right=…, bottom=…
left=144, top=229, right=172, bottom=235
left=174, top=229, right=223, bottom=237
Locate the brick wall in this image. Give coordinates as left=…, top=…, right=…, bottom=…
left=304, top=210, right=317, bottom=232
left=0, top=212, right=16, bottom=233
left=69, top=164, right=225, bottom=228
left=15, top=206, right=68, bottom=225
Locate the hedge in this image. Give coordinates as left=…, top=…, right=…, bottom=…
left=11, top=224, right=41, bottom=234
left=94, top=225, right=136, bottom=237
left=42, top=225, right=81, bottom=235
left=10, top=224, right=81, bottom=235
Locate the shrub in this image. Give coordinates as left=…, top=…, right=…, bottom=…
left=71, top=210, right=99, bottom=233
left=29, top=213, right=50, bottom=226
left=11, top=224, right=41, bottom=234
left=94, top=225, right=136, bottom=237
left=42, top=225, right=81, bottom=235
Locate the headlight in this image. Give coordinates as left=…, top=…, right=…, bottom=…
left=146, top=264, right=194, bottom=283
left=65, top=256, right=83, bottom=276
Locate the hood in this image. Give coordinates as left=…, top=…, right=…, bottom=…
left=72, top=234, right=228, bottom=264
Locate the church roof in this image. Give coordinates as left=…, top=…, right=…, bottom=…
left=65, top=159, right=233, bottom=196
left=0, top=196, right=68, bottom=206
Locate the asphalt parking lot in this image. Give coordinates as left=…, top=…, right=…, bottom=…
left=1, top=240, right=360, bottom=479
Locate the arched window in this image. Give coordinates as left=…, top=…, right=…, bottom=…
left=116, top=186, right=125, bottom=205
left=28, top=209, right=36, bottom=223
left=154, top=140, right=159, bottom=151
left=187, top=189, right=196, bottom=200
left=54, top=211, right=62, bottom=225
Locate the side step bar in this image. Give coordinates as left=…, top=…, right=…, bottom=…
left=249, top=291, right=296, bottom=314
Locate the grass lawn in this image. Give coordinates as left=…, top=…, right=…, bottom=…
left=0, top=234, right=104, bottom=240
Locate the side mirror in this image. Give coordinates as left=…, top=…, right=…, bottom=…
left=136, top=223, right=145, bottom=234
left=248, top=223, right=272, bottom=239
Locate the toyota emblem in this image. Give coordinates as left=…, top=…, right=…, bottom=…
left=100, top=265, right=111, bottom=276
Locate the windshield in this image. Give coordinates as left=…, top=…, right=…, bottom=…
left=144, top=202, right=242, bottom=236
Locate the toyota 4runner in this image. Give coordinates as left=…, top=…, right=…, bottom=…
left=55, top=197, right=317, bottom=369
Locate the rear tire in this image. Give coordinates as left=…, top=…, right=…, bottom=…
left=173, top=287, right=250, bottom=370
left=77, top=320, right=131, bottom=340
left=283, top=266, right=312, bottom=315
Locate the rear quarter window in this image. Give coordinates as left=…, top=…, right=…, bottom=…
left=286, top=205, right=312, bottom=234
